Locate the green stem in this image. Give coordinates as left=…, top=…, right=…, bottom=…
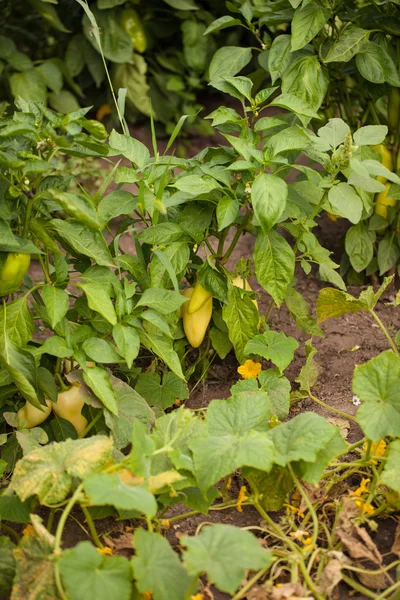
left=54, top=483, right=84, bottom=553
left=81, top=506, right=103, bottom=548
left=375, top=579, right=400, bottom=600
left=232, top=565, right=271, bottom=600
left=80, top=409, right=103, bottom=439
left=47, top=508, right=55, bottom=534
left=220, top=212, right=251, bottom=265
left=0, top=523, right=20, bottom=543
left=184, top=575, right=200, bottom=600
left=23, top=196, right=34, bottom=238
left=38, top=254, right=51, bottom=283
left=369, top=309, right=399, bottom=355
left=289, top=466, right=319, bottom=551
left=341, top=573, right=379, bottom=599
left=309, top=393, right=358, bottom=422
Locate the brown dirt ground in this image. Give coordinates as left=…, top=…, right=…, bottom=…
left=15, top=119, right=400, bottom=599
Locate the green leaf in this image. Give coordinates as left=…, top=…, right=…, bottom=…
left=135, top=371, right=188, bottom=410
left=140, top=331, right=185, bottom=380
left=380, top=440, right=400, bottom=493
left=10, top=436, right=113, bottom=503
left=98, top=190, right=137, bottom=224
left=138, top=223, right=187, bottom=245
left=216, top=195, right=239, bottom=231
left=9, top=69, right=47, bottom=103
left=83, top=367, right=118, bottom=415
left=0, top=332, right=40, bottom=408
left=0, top=296, right=33, bottom=347
left=84, top=473, right=157, bottom=516
left=345, top=223, right=376, bottom=273
left=323, top=26, right=369, bottom=63
left=244, top=465, right=293, bottom=511
left=141, top=310, right=172, bottom=339
left=353, top=350, right=400, bottom=440
left=258, top=369, right=291, bottom=420
left=42, top=284, right=69, bottom=329
left=197, top=262, right=228, bottom=304
left=291, top=2, right=330, bottom=51
left=59, top=541, right=132, bottom=600
left=245, top=329, right=298, bottom=373
left=65, top=35, right=86, bottom=77
left=328, top=183, right=363, bottom=224
left=222, top=286, right=259, bottom=363
left=173, top=174, right=221, bottom=196
left=52, top=219, right=114, bottom=266
left=377, top=235, right=400, bottom=275
left=254, top=229, right=295, bottom=307
left=209, top=46, right=252, bottom=81
left=109, top=130, right=149, bottom=169
left=0, top=493, right=35, bottom=523
left=83, top=7, right=132, bottom=63
left=204, top=15, right=242, bottom=35
left=0, top=536, right=15, bottom=597
left=81, top=338, right=121, bottom=363
left=209, top=327, right=233, bottom=359
left=295, top=339, right=320, bottom=394
left=316, top=288, right=366, bottom=322
left=136, top=288, right=187, bottom=315
left=268, top=35, right=292, bottom=84
left=163, top=0, right=198, bottom=8
left=208, top=392, right=270, bottom=436
left=182, top=525, right=273, bottom=595
left=104, top=375, right=154, bottom=450
left=112, top=324, right=140, bottom=369
left=284, top=287, right=324, bottom=337
left=79, top=282, right=117, bottom=325
left=353, top=125, right=388, bottom=146
left=319, top=264, right=346, bottom=291
left=36, top=61, right=63, bottom=93
left=39, top=335, right=74, bottom=358
left=318, top=118, right=350, bottom=149
left=132, top=529, right=193, bottom=600
left=251, top=173, right=287, bottom=234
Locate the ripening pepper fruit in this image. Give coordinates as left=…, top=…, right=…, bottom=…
left=0, top=252, right=31, bottom=296
left=187, top=281, right=212, bottom=314
left=181, top=287, right=212, bottom=348
left=372, top=144, right=393, bottom=182
left=52, top=385, right=88, bottom=437
left=17, top=399, right=52, bottom=429
left=375, top=182, right=396, bottom=219
left=120, top=8, right=147, bottom=54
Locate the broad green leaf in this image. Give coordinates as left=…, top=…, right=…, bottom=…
left=49, top=190, right=100, bottom=229
left=39, top=335, right=74, bottom=358
left=259, top=369, right=291, bottom=419
left=182, top=525, right=273, bottom=594
left=112, top=324, right=140, bottom=368
left=318, top=118, right=350, bottom=149
left=135, top=371, right=188, bottom=410
left=209, top=46, right=252, bottom=81
left=138, top=223, right=187, bottom=245
left=353, top=350, right=400, bottom=440
left=284, top=287, right=324, bottom=337
left=328, top=183, right=363, bottom=224
left=0, top=332, right=40, bottom=408
left=254, top=229, right=295, bottom=307
left=140, top=331, right=185, bottom=379
left=136, top=288, right=187, bottom=315
left=41, top=285, right=69, bottom=329
left=251, top=173, right=287, bottom=234
left=83, top=367, right=118, bottom=415
left=318, top=264, right=346, bottom=291
left=98, top=191, right=137, bottom=224
left=52, top=219, right=114, bottom=266
left=345, top=224, right=376, bottom=273
left=81, top=338, right=122, bottom=363
left=0, top=296, right=33, bottom=346
left=204, top=15, right=242, bottom=35
left=104, top=374, right=154, bottom=449
left=9, top=69, right=47, bottom=103
left=0, top=536, right=15, bottom=597
left=10, top=436, right=113, bottom=503
left=295, top=340, right=320, bottom=394
left=216, top=195, right=239, bottom=231
left=295, top=427, right=346, bottom=484
left=173, top=174, right=221, bottom=196
left=244, top=465, right=293, bottom=511
left=222, top=286, right=259, bottom=363
left=380, top=440, right=400, bottom=493
left=0, top=493, right=35, bottom=523
left=209, top=327, right=233, bottom=359
left=84, top=473, right=157, bottom=516
left=377, top=236, right=400, bottom=275
left=323, top=26, right=369, bottom=63
left=59, top=541, right=132, bottom=600
left=208, top=392, right=270, bottom=436
left=291, top=2, right=330, bottom=51
left=245, top=329, right=298, bottom=373
left=268, top=35, right=292, bottom=84
left=140, top=310, right=172, bottom=338
left=83, top=7, right=132, bottom=63
left=109, top=129, right=149, bottom=169
left=353, top=125, right=388, bottom=146
left=316, top=288, right=366, bottom=322
left=79, top=282, right=117, bottom=325
left=132, top=529, right=193, bottom=600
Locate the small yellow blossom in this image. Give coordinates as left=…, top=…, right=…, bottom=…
left=236, top=486, right=248, bottom=512
left=275, top=583, right=283, bottom=588
left=142, top=593, right=152, bottom=600
left=289, top=529, right=309, bottom=540
left=125, top=525, right=133, bottom=532
left=237, top=359, right=262, bottom=379
left=303, top=536, right=313, bottom=546
left=283, top=504, right=305, bottom=519
left=97, top=546, right=112, bottom=556
left=174, top=399, right=182, bottom=406
left=354, top=499, right=375, bottom=516
left=364, top=440, right=387, bottom=464
left=191, top=595, right=203, bottom=600
left=161, top=519, right=170, bottom=529
left=226, top=476, right=232, bottom=491
left=352, top=478, right=370, bottom=497
left=22, top=524, right=34, bottom=537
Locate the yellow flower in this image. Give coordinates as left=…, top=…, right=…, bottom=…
left=97, top=546, right=112, bottom=556
left=22, top=524, right=34, bottom=537
left=352, top=478, right=370, bottom=497
left=142, top=593, right=152, bottom=600
left=289, top=529, right=309, bottom=540
left=303, top=536, right=313, bottom=546
left=191, top=595, right=203, bottom=600
left=354, top=499, right=375, bottom=516
left=364, top=439, right=387, bottom=464
left=283, top=504, right=305, bottom=519
left=226, top=476, right=232, bottom=491
left=236, top=486, right=248, bottom=512
left=237, top=360, right=262, bottom=379
left=161, top=519, right=170, bottom=529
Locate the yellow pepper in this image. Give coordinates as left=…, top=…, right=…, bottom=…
left=375, top=182, right=396, bottom=219
left=187, top=281, right=212, bottom=314
left=0, top=252, right=31, bottom=296
left=181, top=287, right=212, bottom=348
left=17, top=399, right=52, bottom=429
left=52, top=385, right=88, bottom=437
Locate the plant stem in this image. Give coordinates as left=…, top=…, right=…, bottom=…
left=0, top=523, right=20, bottom=543
left=23, top=195, right=34, bottom=238
left=54, top=483, right=84, bottom=553
left=341, top=573, right=378, bottom=599
left=376, top=579, right=400, bottom=600
left=309, top=393, right=358, bottom=422
left=80, top=409, right=103, bottom=438
left=220, top=212, right=251, bottom=265
left=232, top=565, right=271, bottom=600
left=47, top=508, right=55, bottom=533
left=289, top=467, right=319, bottom=551
left=369, top=309, right=399, bottom=355
left=81, top=506, right=103, bottom=548
left=184, top=575, right=200, bottom=600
